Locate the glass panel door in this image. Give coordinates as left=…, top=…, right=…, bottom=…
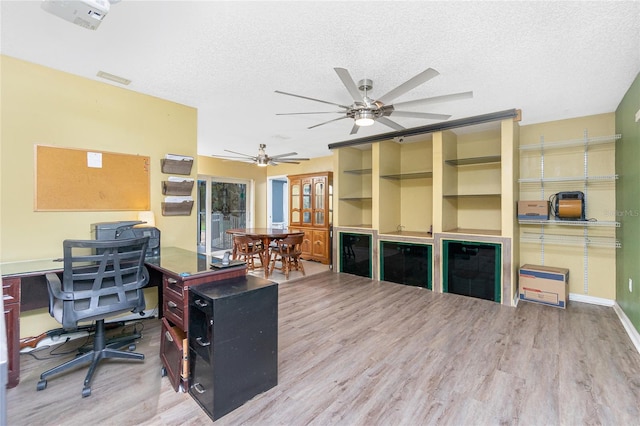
left=313, top=179, right=325, bottom=227
left=302, top=181, right=312, bottom=225
left=197, top=176, right=252, bottom=254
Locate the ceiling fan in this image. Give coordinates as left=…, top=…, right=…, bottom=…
left=211, top=144, right=309, bottom=167
left=275, top=67, right=473, bottom=134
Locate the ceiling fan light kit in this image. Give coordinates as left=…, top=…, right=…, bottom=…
left=276, top=66, right=473, bottom=134
left=355, top=110, right=375, bottom=126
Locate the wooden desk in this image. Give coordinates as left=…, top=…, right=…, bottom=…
left=226, top=228, right=305, bottom=277
left=0, top=247, right=246, bottom=390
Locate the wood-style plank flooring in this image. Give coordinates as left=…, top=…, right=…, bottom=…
left=7, top=271, right=640, bottom=425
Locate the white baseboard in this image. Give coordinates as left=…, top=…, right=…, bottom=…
left=569, top=293, right=615, bottom=307
left=567, top=293, right=639, bottom=354
left=613, top=302, right=640, bottom=355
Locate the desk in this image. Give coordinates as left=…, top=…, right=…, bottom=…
left=1, top=247, right=247, bottom=389
left=226, top=228, right=305, bottom=277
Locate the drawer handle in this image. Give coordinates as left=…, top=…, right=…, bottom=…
left=167, top=301, right=178, bottom=309
left=164, top=331, right=173, bottom=342
left=196, top=337, right=211, bottom=347
left=167, top=278, right=178, bottom=284
left=195, top=299, right=208, bottom=308
left=192, top=382, right=206, bottom=394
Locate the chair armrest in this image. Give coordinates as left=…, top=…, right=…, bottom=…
left=45, top=273, right=74, bottom=301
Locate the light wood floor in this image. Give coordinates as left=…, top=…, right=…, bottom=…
left=7, top=271, right=640, bottom=425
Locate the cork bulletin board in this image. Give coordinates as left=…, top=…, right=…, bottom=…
left=35, top=145, right=150, bottom=211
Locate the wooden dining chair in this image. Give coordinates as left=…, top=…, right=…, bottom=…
left=269, top=233, right=306, bottom=280
left=233, top=234, right=267, bottom=272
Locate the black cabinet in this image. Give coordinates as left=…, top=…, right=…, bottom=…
left=188, top=275, right=278, bottom=421
left=340, top=232, right=372, bottom=278
left=442, top=240, right=501, bottom=303
left=380, top=241, right=432, bottom=289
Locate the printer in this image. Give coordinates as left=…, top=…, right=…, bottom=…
left=91, top=221, right=160, bottom=258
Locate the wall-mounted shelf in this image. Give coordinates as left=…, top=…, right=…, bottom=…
left=445, top=155, right=501, bottom=166
left=162, top=201, right=194, bottom=216
left=518, top=219, right=620, bottom=227
left=518, top=175, right=618, bottom=184
left=518, top=130, right=621, bottom=297
left=521, top=232, right=621, bottom=248
left=519, top=134, right=621, bottom=151
left=380, top=171, right=433, bottom=180
left=339, top=197, right=373, bottom=201
left=161, top=157, right=193, bottom=175
left=162, top=180, right=194, bottom=196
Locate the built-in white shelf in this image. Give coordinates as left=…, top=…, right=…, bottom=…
left=343, top=168, right=372, bottom=175
left=380, top=171, right=433, bottom=180
left=445, top=155, right=501, bottom=166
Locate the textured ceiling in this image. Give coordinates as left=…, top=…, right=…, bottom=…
left=1, top=1, right=639, bottom=160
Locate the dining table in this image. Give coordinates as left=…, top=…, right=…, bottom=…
left=226, top=228, right=305, bottom=277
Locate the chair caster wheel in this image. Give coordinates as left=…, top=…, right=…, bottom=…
left=82, top=387, right=91, bottom=398
left=128, top=344, right=136, bottom=351
left=37, top=380, right=47, bottom=391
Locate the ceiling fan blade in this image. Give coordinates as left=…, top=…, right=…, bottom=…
left=275, top=90, right=350, bottom=109
left=376, top=68, right=440, bottom=105
left=334, top=67, right=363, bottom=103
left=211, top=155, right=257, bottom=163
left=223, top=149, right=255, bottom=158
left=376, top=117, right=406, bottom=131
left=269, top=152, right=298, bottom=159
left=308, top=116, right=349, bottom=129
left=277, top=157, right=310, bottom=162
left=390, top=111, right=452, bottom=120
left=392, top=91, right=474, bottom=109
left=350, top=123, right=359, bottom=135
left=276, top=111, right=344, bottom=115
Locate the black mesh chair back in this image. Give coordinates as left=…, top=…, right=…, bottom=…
left=38, top=237, right=149, bottom=397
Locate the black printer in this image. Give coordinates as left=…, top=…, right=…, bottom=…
left=91, top=221, right=161, bottom=258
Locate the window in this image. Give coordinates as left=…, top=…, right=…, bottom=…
left=197, top=176, right=253, bottom=254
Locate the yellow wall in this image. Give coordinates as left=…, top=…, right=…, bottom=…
left=519, top=113, right=616, bottom=300
left=1, top=55, right=198, bottom=337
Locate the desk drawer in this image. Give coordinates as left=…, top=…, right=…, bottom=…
left=160, top=318, right=187, bottom=392
left=2, top=277, right=20, bottom=305
left=163, top=275, right=184, bottom=300
left=163, top=290, right=185, bottom=329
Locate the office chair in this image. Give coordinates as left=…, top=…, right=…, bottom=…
left=37, top=237, right=150, bottom=397
left=269, top=233, right=306, bottom=280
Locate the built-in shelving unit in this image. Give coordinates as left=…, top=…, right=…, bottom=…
left=335, top=146, right=373, bottom=228
left=332, top=113, right=520, bottom=306
left=438, top=124, right=507, bottom=235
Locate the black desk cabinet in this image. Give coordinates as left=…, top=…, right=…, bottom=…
left=188, top=275, right=278, bottom=421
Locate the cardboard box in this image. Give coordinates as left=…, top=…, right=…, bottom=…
left=518, top=200, right=549, bottom=220
left=519, top=264, right=569, bottom=308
